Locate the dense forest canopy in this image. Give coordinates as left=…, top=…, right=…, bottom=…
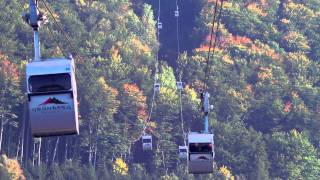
left=0, top=0, right=320, bottom=179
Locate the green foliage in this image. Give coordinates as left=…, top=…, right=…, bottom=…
left=268, top=130, right=320, bottom=179
left=0, top=0, right=320, bottom=179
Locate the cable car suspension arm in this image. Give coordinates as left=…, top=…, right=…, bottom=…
left=201, top=0, right=224, bottom=133
left=23, top=0, right=46, bottom=62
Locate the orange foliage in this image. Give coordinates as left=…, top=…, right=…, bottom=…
left=247, top=3, right=267, bottom=16
left=131, top=37, right=151, bottom=55
left=123, top=83, right=146, bottom=102
left=123, top=83, right=148, bottom=121
left=246, top=84, right=253, bottom=93
left=208, top=0, right=223, bottom=5
left=195, top=45, right=210, bottom=52
left=0, top=53, right=19, bottom=81
left=195, top=44, right=223, bottom=53
left=198, top=33, right=281, bottom=61
left=137, top=109, right=148, bottom=121
left=230, top=35, right=252, bottom=45
left=284, top=101, right=292, bottom=113
left=281, top=18, right=290, bottom=24
left=199, top=34, right=251, bottom=50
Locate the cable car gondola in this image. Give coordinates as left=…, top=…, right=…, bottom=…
left=174, top=10, right=179, bottom=17
left=154, top=83, right=160, bottom=92
left=176, top=81, right=183, bottom=91
left=157, top=22, right=163, bottom=30
left=179, top=145, right=188, bottom=159
left=26, top=58, right=79, bottom=137
left=142, top=134, right=152, bottom=151
left=188, top=133, right=215, bottom=174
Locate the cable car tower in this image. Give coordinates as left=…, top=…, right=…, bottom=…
left=24, top=0, right=79, bottom=137
left=187, top=0, right=224, bottom=174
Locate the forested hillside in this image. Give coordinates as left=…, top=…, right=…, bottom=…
left=0, top=0, right=320, bottom=179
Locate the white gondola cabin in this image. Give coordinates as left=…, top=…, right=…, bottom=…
left=142, top=134, right=152, bottom=151
left=26, top=58, right=79, bottom=137
left=157, top=22, right=163, bottom=30
left=154, top=83, right=160, bottom=92
left=179, top=145, right=188, bottom=159
left=188, top=133, right=215, bottom=174
left=176, top=81, right=183, bottom=91
left=174, top=10, right=179, bottom=17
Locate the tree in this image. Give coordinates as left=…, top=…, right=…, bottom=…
left=268, top=130, right=320, bottom=179
left=0, top=53, right=22, bottom=155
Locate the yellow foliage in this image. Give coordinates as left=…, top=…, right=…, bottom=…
left=297, top=103, right=308, bottom=113
left=0, top=155, right=26, bottom=180
left=160, top=175, right=179, bottom=180
left=257, top=67, right=272, bottom=81
left=271, top=25, right=278, bottom=34
left=291, top=91, right=299, bottom=99
left=285, top=2, right=315, bottom=19
left=283, top=31, right=310, bottom=51
left=192, top=55, right=206, bottom=62
left=159, top=86, right=178, bottom=103
left=222, top=2, right=234, bottom=9
left=219, top=165, right=234, bottom=180
left=222, top=54, right=234, bottom=65
left=281, top=18, right=290, bottom=24
left=228, top=88, right=242, bottom=99
left=228, top=88, right=248, bottom=112
left=287, top=52, right=311, bottom=67
left=184, top=85, right=200, bottom=104
left=136, top=66, right=149, bottom=76
left=110, top=46, right=122, bottom=63
left=98, top=77, right=109, bottom=91
left=113, top=158, right=128, bottom=176
left=291, top=129, right=299, bottom=138
left=98, top=77, right=119, bottom=97
left=76, top=0, right=86, bottom=6
left=146, top=121, right=157, bottom=129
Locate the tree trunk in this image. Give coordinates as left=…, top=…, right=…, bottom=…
left=32, top=140, right=36, bottom=165
left=0, top=115, right=4, bottom=153
left=16, top=132, right=21, bottom=159
left=93, top=141, right=97, bottom=169
left=161, top=150, right=167, bottom=175
left=93, top=115, right=101, bottom=169
left=20, top=103, right=27, bottom=163
left=45, top=139, right=50, bottom=165
left=52, top=137, right=60, bottom=163
left=64, top=137, right=68, bottom=161
left=38, top=138, right=42, bottom=166
left=88, top=123, right=93, bottom=164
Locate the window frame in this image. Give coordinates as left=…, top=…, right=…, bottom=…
left=28, top=73, right=72, bottom=93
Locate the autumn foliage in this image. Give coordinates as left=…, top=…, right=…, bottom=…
left=0, top=53, right=19, bottom=81
left=0, top=155, right=25, bottom=180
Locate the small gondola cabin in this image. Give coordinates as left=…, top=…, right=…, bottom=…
left=142, top=134, right=152, bottom=151
left=179, top=145, right=188, bottom=159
